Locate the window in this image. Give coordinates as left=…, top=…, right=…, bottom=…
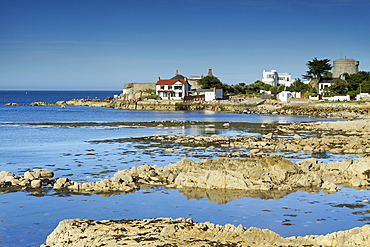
left=160, top=85, right=165, bottom=90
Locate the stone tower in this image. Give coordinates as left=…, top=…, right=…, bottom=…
left=208, top=68, right=213, bottom=76
left=332, top=58, right=359, bottom=78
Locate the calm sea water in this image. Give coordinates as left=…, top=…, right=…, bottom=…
left=0, top=91, right=368, bottom=246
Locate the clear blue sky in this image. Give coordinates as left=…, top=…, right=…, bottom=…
left=1, top=0, right=369, bottom=90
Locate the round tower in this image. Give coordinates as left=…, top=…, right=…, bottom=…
left=332, top=58, right=359, bottom=78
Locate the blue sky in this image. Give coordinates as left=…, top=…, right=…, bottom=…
left=1, top=0, right=369, bottom=90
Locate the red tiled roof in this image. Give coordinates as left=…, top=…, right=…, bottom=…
left=156, top=79, right=187, bottom=85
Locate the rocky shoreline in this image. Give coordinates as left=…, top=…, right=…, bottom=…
left=41, top=217, right=370, bottom=247
left=5, top=98, right=370, bottom=118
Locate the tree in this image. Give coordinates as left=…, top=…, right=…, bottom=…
left=286, top=79, right=311, bottom=92
left=327, top=79, right=348, bottom=95
left=303, top=58, right=332, bottom=90
left=345, top=71, right=370, bottom=94
left=197, top=76, right=222, bottom=89
left=245, top=80, right=271, bottom=93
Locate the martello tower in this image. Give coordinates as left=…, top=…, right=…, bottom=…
left=332, top=58, right=359, bottom=78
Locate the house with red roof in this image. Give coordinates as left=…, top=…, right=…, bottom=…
left=156, top=71, right=192, bottom=100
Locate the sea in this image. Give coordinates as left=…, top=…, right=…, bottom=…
left=0, top=91, right=369, bottom=246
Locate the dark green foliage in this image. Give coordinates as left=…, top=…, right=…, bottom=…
left=197, top=77, right=274, bottom=95
left=245, top=80, right=272, bottom=93
left=345, top=71, right=370, bottom=94
left=326, top=79, right=348, bottom=95
left=303, top=58, right=332, bottom=82
left=197, top=76, right=223, bottom=89
left=286, top=79, right=313, bottom=93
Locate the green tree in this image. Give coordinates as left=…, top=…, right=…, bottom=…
left=327, top=79, right=348, bottom=95
left=303, top=58, right=333, bottom=81
left=222, top=83, right=234, bottom=95
left=245, top=80, right=272, bottom=93
left=197, top=75, right=222, bottom=89
left=345, top=71, right=370, bottom=94
left=286, top=79, right=311, bottom=92
left=303, top=58, right=332, bottom=90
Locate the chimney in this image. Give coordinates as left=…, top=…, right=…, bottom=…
left=158, top=77, right=161, bottom=81
left=208, top=68, right=213, bottom=76
left=175, top=70, right=179, bottom=75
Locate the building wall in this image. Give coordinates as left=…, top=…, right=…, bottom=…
left=262, top=70, right=278, bottom=87
left=277, top=72, right=293, bottom=87
left=123, top=83, right=156, bottom=93
left=188, top=76, right=202, bottom=90
left=156, top=81, right=190, bottom=100
left=262, top=70, right=293, bottom=87
left=332, top=58, right=359, bottom=78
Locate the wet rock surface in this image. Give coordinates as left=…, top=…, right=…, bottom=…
left=0, top=169, right=54, bottom=188
left=55, top=156, right=370, bottom=194
left=41, top=217, right=370, bottom=247
left=2, top=156, right=369, bottom=197
left=133, top=119, right=370, bottom=155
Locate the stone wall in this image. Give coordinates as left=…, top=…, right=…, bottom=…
left=124, top=82, right=156, bottom=92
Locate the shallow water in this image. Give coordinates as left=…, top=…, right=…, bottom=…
left=0, top=91, right=369, bottom=246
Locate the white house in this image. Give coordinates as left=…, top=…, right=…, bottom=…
left=156, top=78, right=191, bottom=100
left=278, top=91, right=301, bottom=102
left=189, top=88, right=223, bottom=101
left=262, top=70, right=293, bottom=87
left=317, top=78, right=336, bottom=95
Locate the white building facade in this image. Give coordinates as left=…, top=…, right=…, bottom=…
left=262, top=70, right=293, bottom=87
left=189, top=88, right=223, bottom=101
left=156, top=79, right=191, bottom=100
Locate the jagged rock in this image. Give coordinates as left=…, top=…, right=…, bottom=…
left=1, top=156, right=369, bottom=198
left=31, top=180, right=42, bottom=188
left=53, top=177, right=69, bottom=189
left=28, top=101, right=47, bottom=106
left=264, top=132, right=274, bottom=139
left=321, top=180, right=340, bottom=192
left=40, top=217, right=370, bottom=247
left=0, top=171, right=15, bottom=181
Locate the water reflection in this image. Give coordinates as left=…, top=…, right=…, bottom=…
left=177, top=187, right=294, bottom=204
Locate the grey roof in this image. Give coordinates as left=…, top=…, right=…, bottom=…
left=171, top=74, right=186, bottom=80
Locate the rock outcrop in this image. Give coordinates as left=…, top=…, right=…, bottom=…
left=0, top=169, right=54, bottom=188
left=41, top=217, right=370, bottom=247
left=140, top=129, right=370, bottom=155
left=3, top=156, right=367, bottom=198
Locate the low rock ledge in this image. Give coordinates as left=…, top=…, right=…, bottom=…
left=2, top=156, right=369, bottom=196
left=41, top=217, right=370, bottom=246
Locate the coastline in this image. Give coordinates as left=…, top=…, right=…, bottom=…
left=6, top=97, right=370, bottom=119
